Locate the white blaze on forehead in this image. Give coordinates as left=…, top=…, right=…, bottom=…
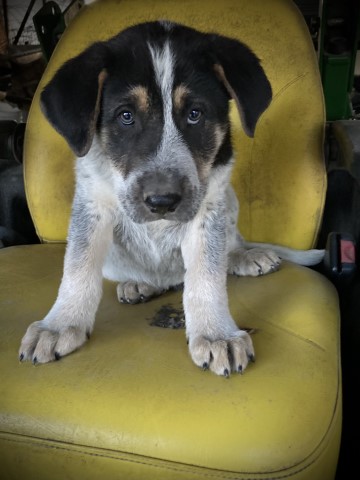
left=158, top=20, right=175, bottom=32
left=147, top=40, right=199, bottom=191
left=148, top=40, right=174, bottom=107
left=148, top=41, right=180, bottom=149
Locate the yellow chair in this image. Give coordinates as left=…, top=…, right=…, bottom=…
left=0, top=1, right=341, bottom=479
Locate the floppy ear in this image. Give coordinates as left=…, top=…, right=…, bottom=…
left=40, top=42, right=108, bottom=157
left=211, top=35, right=272, bottom=137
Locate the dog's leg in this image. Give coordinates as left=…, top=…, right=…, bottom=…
left=182, top=202, right=254, bottom=377
left=19, top=198, right=113, bottom=364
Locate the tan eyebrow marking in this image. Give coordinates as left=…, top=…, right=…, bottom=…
left=129, top=85, right=150, bottom=111
left=173, top=84, right=190, bottom=110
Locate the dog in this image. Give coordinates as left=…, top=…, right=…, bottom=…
left=19, top=21, right=324, bottom=377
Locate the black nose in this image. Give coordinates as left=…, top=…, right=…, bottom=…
left=144, top=193, right=181, bottom=215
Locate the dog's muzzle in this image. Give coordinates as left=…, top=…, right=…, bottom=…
left=124, top=169, right=201, bottom=223
left=141, top=170, right=183, bottom=217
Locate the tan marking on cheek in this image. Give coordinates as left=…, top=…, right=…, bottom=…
left=100, top=126, right=128, bottom=175
left=214, top=125, right=226, bottom=152
left=195, top=156, right=213, bottom=183
left=194, top=125, right=226, bottom=182
left=130, top=85, right=150, bottom=112
left=173, top=84, right=190, bottom=111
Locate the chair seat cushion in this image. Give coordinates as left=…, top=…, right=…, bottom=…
left=0, top=245, right=341, bottom=479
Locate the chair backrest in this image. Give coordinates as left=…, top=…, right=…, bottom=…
left=24, top=0, right=326, bottom=248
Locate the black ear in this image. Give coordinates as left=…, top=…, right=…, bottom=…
left=40, top=42, right=108, bottom=157
left=210, top=35, right=272, bottom=137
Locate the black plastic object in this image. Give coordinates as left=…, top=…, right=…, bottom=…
left=0, top=121, right=26, bottom=164
left=33, top=1, right=66, bottom=62
left=324, top=232, right=357, bottom=279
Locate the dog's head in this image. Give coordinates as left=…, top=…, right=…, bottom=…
left=41, top=21, right=272, bottom=223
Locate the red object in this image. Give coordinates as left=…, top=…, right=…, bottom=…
left=340, top=240, right=356, bottom=263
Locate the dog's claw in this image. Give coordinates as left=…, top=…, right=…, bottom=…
left=19, top=353, right=24, bottom=362
left=223, top=368, right=230, bottom=378
left=54, top=352, right=61, bottom=361
left=254, top=262, right=264, bottom=276
left=237, top=364, right=243, bottom=374
left=32, top=357, right=38, bottom=366
left=248, top=353, right=256, bottom=363
left=202, top=362, right=209, bottom=370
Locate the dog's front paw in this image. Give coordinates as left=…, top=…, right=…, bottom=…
left=19, top=320, right=88, bottom=364
left=188, top=330, right=255, bottom=377
left=228, top=247, right=281, bottom=277
left=117, top=281, right=164, bottom=304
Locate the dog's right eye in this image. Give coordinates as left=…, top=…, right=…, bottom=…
left=118, top=111, right=135, bottom=126
left=187, top=109, right=202, bottom=125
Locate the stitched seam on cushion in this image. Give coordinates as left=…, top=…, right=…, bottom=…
left=271, top=73, right=327, bottom=250
left=272, top=73, right=308, bottom=102
left=271, top=72, right=326, bottom=250
left=0, top=427, right=337, bottom=480
left=248, top=71, right=326, bottom=247
left=247, top=74, right=308, bottom=239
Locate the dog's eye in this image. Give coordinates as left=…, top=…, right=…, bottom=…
left=119, top=111, right=135, bottom=126
left=187, top=109, right=202, bottom=125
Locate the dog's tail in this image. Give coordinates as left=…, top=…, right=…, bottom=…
left=243, top=241, right=325, bottom=266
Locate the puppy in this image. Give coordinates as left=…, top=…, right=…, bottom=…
left=19, top=21, right=324, bottom=376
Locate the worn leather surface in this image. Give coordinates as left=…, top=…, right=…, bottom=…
left=0, top=245, right=341, bottom=479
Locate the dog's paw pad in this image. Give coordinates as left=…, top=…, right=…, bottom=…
left=117, top=281, right=163, bottom=304
left=189, top=331, right=254, bottom=377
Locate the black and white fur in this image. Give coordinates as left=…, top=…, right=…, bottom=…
left=19, top=22, right=324, bottom=377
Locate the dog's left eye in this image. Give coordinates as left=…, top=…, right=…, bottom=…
left=187, top=109, right=202, bottom=125
left=119, top=111, right=135, bottom=126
